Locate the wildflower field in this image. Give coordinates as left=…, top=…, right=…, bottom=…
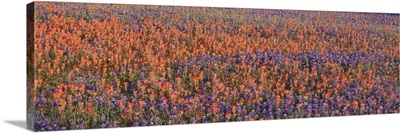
left=27, top=2, right=399, bottom=131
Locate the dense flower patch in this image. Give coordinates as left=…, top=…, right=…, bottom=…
left=27, top=2, right=399, bottom=131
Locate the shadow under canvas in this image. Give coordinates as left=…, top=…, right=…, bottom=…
left=4, top=120, right=26, bottom=130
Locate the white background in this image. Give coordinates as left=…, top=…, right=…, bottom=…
left=0, top=0, right=399, bottom=132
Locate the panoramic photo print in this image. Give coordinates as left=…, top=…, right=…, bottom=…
left=27, top=2, right=399, bottom=131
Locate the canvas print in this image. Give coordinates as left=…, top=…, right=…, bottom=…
left=27, top=1, right=399, bottom=131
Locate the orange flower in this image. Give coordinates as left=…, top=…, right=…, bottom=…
left=52, top=91, right=61, bottom=99
left=39, top=105, right=45, bottom=110
left=134, top=111, right=140, bottom=115
left=128, top=102, right=134, bottom=108
left=324, top=91, right=331, bottom=99
left=225, top=112, right=232, bottom=118
left=138, top=99, right=146, bottom=107
left=57, top=83, right=64, bottom=92
left=275, top=95, right=281, bottom=101
left=296, top=103, right=302, bottom=108
left=87, top=101, right=94, bottom=107
left=212, top=102, right=219, bottom=111
left=382, top=91, right=387, bottom=96
left=118, top=99, right=124, bottom=106
left=352, top=100, right=359, bottom=108
left=377, top=108, right=382, bottom=114
left=286, top=99, right=292, bottom=104
left=231, top=105, right=237, bottom=113
left=162, top=98, right=169, bottom=104
left=298, top=84, right=306, bottom=92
